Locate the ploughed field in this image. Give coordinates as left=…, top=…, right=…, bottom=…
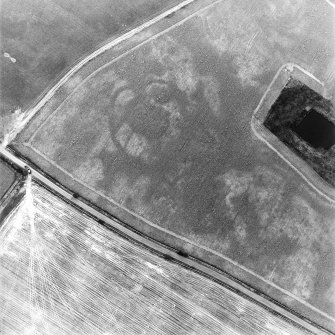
left=0, top=181, right=312, bottom=335
left=12, top=0, right=335, bottom=331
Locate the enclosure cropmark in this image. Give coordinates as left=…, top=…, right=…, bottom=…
left=252, top=64, right=335, bottom=202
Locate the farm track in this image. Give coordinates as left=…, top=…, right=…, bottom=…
left=0, top=144, right=330, bottom=335
left=8, top=0, right=199, bottom=143
left=1, top=0, right=335, bottom=333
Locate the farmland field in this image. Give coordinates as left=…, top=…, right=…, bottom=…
left=0, top=159, right=16, bottom=201
left=0, top=181, right=314, bottom=335
left=0, top=0, right=185, bottom=138
left=11, top=0, right=335, bottom=331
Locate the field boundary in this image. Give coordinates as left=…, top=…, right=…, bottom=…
left=1, top=144, right=333, bottom=335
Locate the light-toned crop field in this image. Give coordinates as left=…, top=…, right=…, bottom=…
left=0, top=181, right=313, bottom=335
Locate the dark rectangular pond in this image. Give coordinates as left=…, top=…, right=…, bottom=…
left=292, top=108, right=335, bottom=150
left=264, top=78, right=335, bottom=187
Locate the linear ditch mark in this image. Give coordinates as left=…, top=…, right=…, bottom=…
left=1, top=144, right=334, bottom=334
